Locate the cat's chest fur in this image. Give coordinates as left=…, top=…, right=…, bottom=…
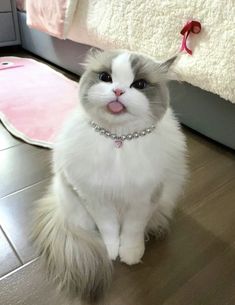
left=54, top=114, right=167, bottom=203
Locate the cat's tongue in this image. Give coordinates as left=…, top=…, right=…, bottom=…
left=107, top=101, right=125, bottom=114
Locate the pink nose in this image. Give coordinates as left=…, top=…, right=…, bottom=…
left=113, top=88, right=124, bottom=96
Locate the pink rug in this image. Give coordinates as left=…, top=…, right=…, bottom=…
left=0, top=57, right=78, bottom=148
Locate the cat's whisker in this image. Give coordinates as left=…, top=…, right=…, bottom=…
left=88, top=95, right=111, bottom=99
left=149, top=101, right=163, bottom=105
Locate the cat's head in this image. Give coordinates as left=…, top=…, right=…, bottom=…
left=79, top=50, right=176, bottom=128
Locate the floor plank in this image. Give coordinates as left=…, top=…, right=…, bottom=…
left=0, top=259, right=74, bottom=305
left=184, top=126, right=234, bottom=172
left=0, top=227, right=21, bottom=277
left=0, top=179, right=50, bottom=263
left=0, top=144, right=51, bottom=198
left=0, top=123, right=21, bottom=151
left=161, top=244, right=235, bottom=305
left=180, top=127, right=235, bottom=214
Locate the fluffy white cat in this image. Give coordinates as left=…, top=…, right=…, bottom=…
left=32, top=50, right=187, bottom=304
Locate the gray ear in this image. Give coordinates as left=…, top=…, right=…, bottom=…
left=159, top=55, right=177, bottom=73
left=88, top=47, right=102, bottom=57
left=81, top=48, right=103, bottom=68
left=85, top=47, right=102, bottom=61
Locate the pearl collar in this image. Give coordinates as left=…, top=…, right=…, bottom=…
left=90, top=121, right=156, bottom=148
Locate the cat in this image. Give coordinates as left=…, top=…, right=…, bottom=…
left=32, top=49, right=187, bottom=304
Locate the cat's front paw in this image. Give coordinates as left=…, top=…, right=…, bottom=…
left=119, top=243, right=145, bottom=265
left=105, top=241, right=119, bottom=261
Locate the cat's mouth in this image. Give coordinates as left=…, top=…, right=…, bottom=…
left=107, top=101, right=126, bottom=115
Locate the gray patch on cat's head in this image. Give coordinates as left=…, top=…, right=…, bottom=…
left=79, top=49, right=121, bottom=108
left=130, top=54, right=176, bottom=121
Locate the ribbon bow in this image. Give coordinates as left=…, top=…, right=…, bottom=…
left=180, top=20, right=201, bottom=55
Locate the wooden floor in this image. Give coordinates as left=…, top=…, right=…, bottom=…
left=0, top=48, right=235, bottom=305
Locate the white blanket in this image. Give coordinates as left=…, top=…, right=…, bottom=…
left=68, top=0, right=235, bottom=103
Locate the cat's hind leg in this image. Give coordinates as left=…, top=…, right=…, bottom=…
left=146, top=206, right=170, bottom=240
left=146, top=179, right=182, bottom=240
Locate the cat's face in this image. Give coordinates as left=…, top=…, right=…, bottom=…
left=79, top=50, right=175, bottom=127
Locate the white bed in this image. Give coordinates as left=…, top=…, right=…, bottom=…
left=16, top=2, right=235, bottom=149
left=18, top=0, right=235, bottom=104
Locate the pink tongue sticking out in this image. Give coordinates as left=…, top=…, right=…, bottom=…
left=107, top=101, right=124, bottom=114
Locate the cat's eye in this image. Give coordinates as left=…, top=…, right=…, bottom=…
left=131, top=79, right=147, bottom=90
left=99, top=72, right=112, bottom=82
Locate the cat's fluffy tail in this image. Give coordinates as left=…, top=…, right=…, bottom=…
left=31, top=193, right=112, bottom=304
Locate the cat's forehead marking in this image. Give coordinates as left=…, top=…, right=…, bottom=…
left=111, top=53, right=134, bottom=85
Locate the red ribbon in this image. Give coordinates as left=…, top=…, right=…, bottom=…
left=180, top=20, right=201, bottom=55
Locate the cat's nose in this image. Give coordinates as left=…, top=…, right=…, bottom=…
left=113, top=88, right=125, bottom=96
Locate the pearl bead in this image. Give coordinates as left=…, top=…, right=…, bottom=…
left=100, top=129, right=105, bottom=134
left=111, top=134, right=117, bottom=139
left=134, top=132, right=139, bottom=138
left=105, top=132, right=111, bottom=137
left=141, top=131, right=146, bottom=136
left=127, top=134, right=133, bottom=140
left=121, top=135, right=127, bottom=140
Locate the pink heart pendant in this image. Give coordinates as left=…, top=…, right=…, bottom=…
left=114, top=140, right=123, bottom=148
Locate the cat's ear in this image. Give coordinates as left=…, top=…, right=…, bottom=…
left=159, top=55, right=177, bottom=73
left=87, top=47, right=103, bottom=59
left=157, top=55, right=179, bottom=81
left=81, top=48, right=103, bottom=68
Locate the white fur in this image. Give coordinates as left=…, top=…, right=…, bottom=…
left=112, top=53, right=133, bottom=85
left=51, top=53, right=187, bottom=266
left=53, top=108, right=187, bottom=264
